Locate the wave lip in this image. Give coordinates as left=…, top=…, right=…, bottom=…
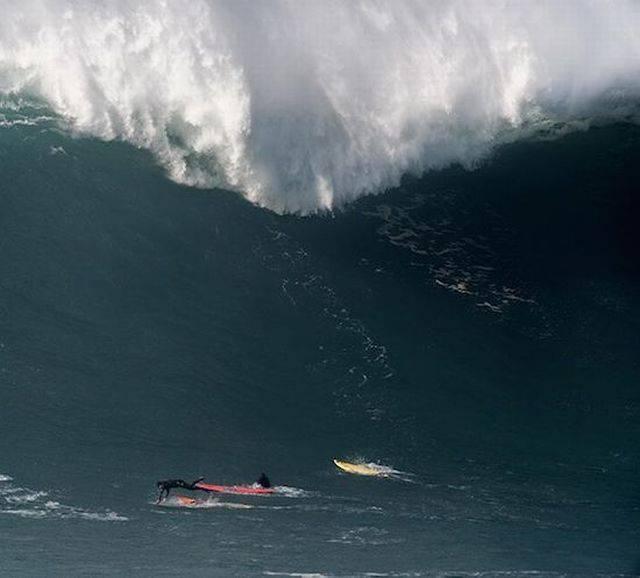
left=1, top=1, right=640, bottom=213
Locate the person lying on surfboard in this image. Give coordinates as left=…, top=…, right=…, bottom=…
left=256, top=472, right=271, bottom=488
left=156, top=477, right=204, bottom=503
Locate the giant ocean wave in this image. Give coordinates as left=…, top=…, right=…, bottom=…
left=1, top=0, right=639, bottom=213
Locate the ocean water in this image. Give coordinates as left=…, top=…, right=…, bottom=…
left=1, top=3, right=640, bottom=577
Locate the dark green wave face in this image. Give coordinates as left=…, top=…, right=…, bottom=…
left=1, top=106, right=639, bottom=576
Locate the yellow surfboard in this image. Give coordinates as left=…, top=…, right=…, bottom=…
left=333, top=459, right=387, bottom=477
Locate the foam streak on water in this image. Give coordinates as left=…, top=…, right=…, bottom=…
left=0, top=474, right=127, bottom=522
left=0, top=1, right=639, bottom=212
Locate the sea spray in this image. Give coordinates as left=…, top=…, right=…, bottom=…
left=1, top=0, right=639, bottom=212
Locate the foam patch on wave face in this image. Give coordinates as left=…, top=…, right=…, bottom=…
left=272, top=486, right=310, bottom=498
left=0, top=475, right=128, bottom=521
left=1, top=1, right=639, bottom=213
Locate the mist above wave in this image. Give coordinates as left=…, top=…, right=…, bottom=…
left=1, top=1, right=639, bottom=213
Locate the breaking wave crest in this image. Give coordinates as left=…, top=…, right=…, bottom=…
left=1, top=1, right=639, bottom=212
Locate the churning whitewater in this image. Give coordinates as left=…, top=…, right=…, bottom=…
left=1, top=0, right=639, bottom=212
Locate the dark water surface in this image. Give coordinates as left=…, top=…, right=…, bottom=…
left=1, top=110, right=639, bottom=576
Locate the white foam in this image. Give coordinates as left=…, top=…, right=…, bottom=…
left=5, top=491, right=48, bottom=504
left=1, top=2, right=639, bottom=213
left=0, top=475, right=128, bottom=521
left=158, top=495, right=254, bottom=510
left=264, top=573, right=331, bottom=578
left=273, top=486, right=310, bottom=498
left=1, top=509, right=48, bottom=519
left=362, top=463, right=406, bottom=476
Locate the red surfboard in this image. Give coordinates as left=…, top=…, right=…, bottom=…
left=194, top=482, right=275, bottom=495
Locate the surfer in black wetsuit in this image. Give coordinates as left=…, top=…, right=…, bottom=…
left=256, top=472, right=271, bottom=488
left=156, top=477, right=204, bottom=503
